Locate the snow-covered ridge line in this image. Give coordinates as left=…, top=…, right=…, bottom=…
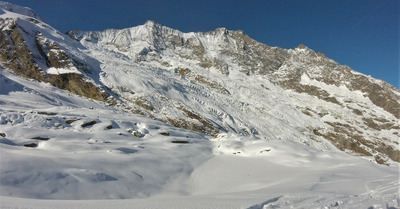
left=0, top=1, right=41, bottom=20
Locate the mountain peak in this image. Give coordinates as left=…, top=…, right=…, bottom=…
left=296, top=43, right=308, bottom=49
left=142, top=20, right=173, bottom=32
left=215, top=27, right=228, bottom=33
left=295, top=43, right=315, bottom=52
left=144, top=20, right=158, bottom=27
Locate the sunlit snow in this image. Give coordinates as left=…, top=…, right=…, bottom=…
left=1, top=65, right=399, bottom=208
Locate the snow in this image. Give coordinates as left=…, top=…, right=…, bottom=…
left=1, top=67, right=399, bottom=208
left=0, top=1, right=41, bottom=20
left=0, top=67, right=212, bottom=199
left=46, top=67, right=81, bottom=75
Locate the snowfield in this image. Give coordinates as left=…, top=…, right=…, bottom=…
left=0, top=67, right=399, bottom=208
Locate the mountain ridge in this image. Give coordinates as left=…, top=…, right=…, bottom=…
left=0, top=2, right=399, bottom=165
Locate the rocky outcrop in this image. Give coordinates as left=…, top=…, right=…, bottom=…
left=0, top=21, right=46, bottom=81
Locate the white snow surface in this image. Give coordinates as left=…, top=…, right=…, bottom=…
left=0, top=1, right=41, bottom=20
left=0, top=67, right=399, bottom=208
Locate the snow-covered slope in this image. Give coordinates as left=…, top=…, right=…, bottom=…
left=0, top=2, right=399, bottom=208
left=68, top=21, right=400, bottom=165
left=0, top=66, right=213, bottom=199
left=1, top=66, right=399, bottom=208
left=0, top=1, right=40, bottom=20
left=0, top=2, right=110, bottom=101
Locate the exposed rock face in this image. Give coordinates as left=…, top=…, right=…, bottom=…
left=1, top=3, right=399, bottom=165
left=0, top=20, right=46, bottom=81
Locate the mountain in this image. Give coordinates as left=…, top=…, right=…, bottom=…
left=1, top=2, right=399, bottom=166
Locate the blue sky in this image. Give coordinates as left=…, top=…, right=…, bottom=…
left=6, top=0, right=399, bottom=88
